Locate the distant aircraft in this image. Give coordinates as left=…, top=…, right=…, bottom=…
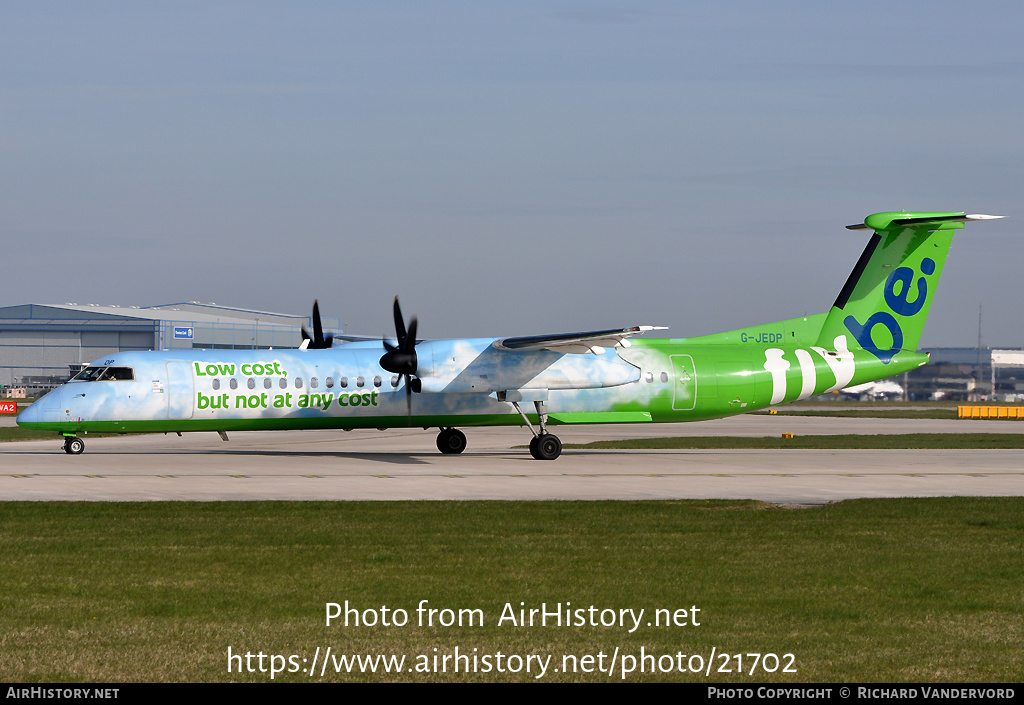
left=843, top=379, right=905, bottom=400
left=18, top=211, right=1002, bottom=459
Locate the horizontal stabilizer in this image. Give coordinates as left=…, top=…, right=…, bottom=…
left=846, top=212, right=1003, bottom=230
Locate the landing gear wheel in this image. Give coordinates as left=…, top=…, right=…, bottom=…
left=529, top=433, right=561, bottom=460
left=64, top=437, right=85, bottom=455
left=436, top=428, right=467, bottom=455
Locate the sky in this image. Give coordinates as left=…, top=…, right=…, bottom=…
left=2, top=1, right=1023, bottom=346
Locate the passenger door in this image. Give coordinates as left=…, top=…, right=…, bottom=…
left=670, top=354, right=697, bottom=411
left=166, top=361, right=195, bottom=420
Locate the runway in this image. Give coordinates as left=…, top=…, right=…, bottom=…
left=3, top=415, right=1022, bottom=503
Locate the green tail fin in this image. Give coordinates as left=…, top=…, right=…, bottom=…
left=816, top=211, right=997, bottom=362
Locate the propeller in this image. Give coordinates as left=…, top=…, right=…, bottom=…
left=300, top=300, right=335, bottom=350
left=379, top=297, right=420, bottom=416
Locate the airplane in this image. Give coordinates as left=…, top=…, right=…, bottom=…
left=17, top=211, right=1003, bottom=460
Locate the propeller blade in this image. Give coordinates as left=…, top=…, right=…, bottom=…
left=380, top=297, right=421, bottom=396
left=405, top=317, right=417, bottom=349
left=301, top=299, right=335, bottom=349
left=393, top=297, right=407, bottom=344
left=312, top=300, right=324, bottom=346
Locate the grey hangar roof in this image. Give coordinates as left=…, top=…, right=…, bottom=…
left=0, top=302, right=339, bottom=388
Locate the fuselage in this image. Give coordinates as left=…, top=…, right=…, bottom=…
left=17, top=334, right=926, bottom=436
left=16, top=210, right=999, bottom=460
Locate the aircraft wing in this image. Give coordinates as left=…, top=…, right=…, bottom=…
left=493, top=326, right=667, bottom=355
left=332, top=334, right=388, bottom=343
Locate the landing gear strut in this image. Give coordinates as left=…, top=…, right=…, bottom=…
left=63, top=437, right=85, bottom=455
left=436, top=427, right=467, bottom=454
left=512, top=399, right=562, bottom=460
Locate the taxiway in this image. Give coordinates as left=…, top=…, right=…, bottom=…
left=2, top=415, right=1022, bottom=503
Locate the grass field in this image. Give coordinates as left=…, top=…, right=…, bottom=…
left=564, top=433, right=1024, bottom=450
left=756, top=409, right=958, bottom=419
left=0, top=428, right=122, bottom=442
left=1, top=499, right=1020, bottom=682
left=0, top=427, right=65, bottom=442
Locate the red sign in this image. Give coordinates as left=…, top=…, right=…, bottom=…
left=0, top=401, right=18, bottom=414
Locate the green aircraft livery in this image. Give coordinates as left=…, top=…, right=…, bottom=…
left=17, top=211, right=1003, bottom=459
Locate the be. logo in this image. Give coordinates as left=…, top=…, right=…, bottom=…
left=844, top=258, right=935, bottom=364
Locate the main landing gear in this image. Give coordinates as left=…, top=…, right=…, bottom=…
left=528, top=433, right=562, bottom=461
left=436, top=427, right=467, bottom=454
left=62, top=436, right=84, bottom=455
left=512, top=399, right=562, bottom=461
left=435, top=400, right=562, bottom=460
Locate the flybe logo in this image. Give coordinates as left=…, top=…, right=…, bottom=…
left=764, top=336, right=855, bottom=405
left=844, top=258, right=935, bottom=364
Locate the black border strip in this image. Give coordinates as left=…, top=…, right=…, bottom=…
left=832, top=232, right=881, bottom=311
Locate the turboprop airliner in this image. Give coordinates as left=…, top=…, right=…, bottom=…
left=18, top=211, right=1002, bottom=460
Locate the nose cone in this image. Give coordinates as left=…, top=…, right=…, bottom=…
left=15, top=403, right=38, bottom=426
left=17, top=387, right=63, bottom=427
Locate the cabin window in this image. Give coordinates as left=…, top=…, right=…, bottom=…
left=294, top=377, right=303, bottom=389
left=660, top=372, right=669, bottom=383
left=645, top=372, right=653, bottom=383
left=356, top=376, right=365, bottom=388
left=263, top=378, right=272, bottom=389
left=391, top=375, right=399, bottom=388
left=212, top=379, right=220, bottom=390
left=373, top=376, right=382, bottom=388
left=339, top=376, right=348, bottom=388
left=326, top=377, right=334, bottom=388
left=247, top=378, right=256, bottom=389
left=279, top=378, right=287, bottom=389
left=310, top=377, right=319, bottom=389
left=229, top=378, right=238, bottom=390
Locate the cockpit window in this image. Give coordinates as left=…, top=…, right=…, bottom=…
left=72, top=366, right=135, bottom=382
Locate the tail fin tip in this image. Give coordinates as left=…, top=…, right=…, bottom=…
left=819, top=210, right=1004, bottom=359
left=847, top=211, right=1004, bottom=232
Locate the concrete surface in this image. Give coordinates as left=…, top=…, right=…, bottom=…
left=2, top=416, right=1022, bottom=503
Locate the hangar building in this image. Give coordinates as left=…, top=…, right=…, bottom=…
left=0, top=302, right=339, bottom=392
